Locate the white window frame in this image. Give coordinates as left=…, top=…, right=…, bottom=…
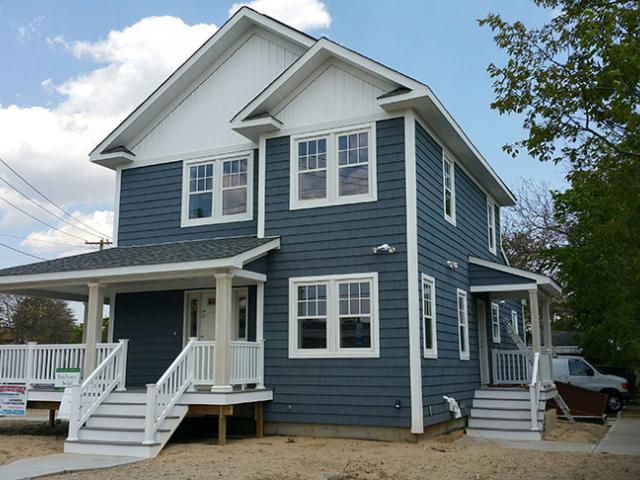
left=421, top=274, right=438, bottom=359
left=487, top=198, right=497, bottom=254
left=181, top=151, right=253, bottom=227
left=288, top=272, right=380, bottom=359
left=289, top=123, right=377, bottom=210
left=442, top=152, right=456, bottom=225
left=491, top=302, right=501, bottom=343
left=511, top=309, right=519, bottom=335
left=457, top=288, right=470, bottom=360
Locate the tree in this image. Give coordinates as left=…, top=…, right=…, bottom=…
left=0, top=295, right=18, bottom=342
left=10, top=297, right=77, bottom=344
left=481, top=1, right=640, bottom=366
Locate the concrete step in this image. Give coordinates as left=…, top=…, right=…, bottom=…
left=475, top=389, right=530, bottom=401
left=96, top=403, right=147, bottom=416
left=468, top=417, right=543, bottom=430
left=472, top=398, right=544, bottom=410
left=466, top=427, right=542, bottom=441
left=470, top=407, right=544, bottom=421
left=86, top=414, right=180, bottom=430
left=64, top=439, right=161, bottom=458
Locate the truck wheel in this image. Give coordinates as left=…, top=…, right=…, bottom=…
left=607, top=392, right=622, bottom=413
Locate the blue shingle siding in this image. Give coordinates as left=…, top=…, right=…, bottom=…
left=117, top=151, right=259, bottom=246
left=113, top=290, right=184, bottom=387
left=261, top=117, right=412, bottom=428
left=415, top=121, right=513, bottom=425
left=469, top=263, right=533, bottom=286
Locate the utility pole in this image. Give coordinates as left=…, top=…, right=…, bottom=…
left=84, top=238, right=113, bottom=251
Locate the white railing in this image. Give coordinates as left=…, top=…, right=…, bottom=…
left=193, top=341, right=215, bottom=384
left=192, top=340, right=264, bottom=388
left=143, top=338, right=197, bottom=445
left=492, top=349, right=531, bottom=385
left=67, top=340, right=128, bottom=441
left=0, top=342, right=118, bottom=386
left=529, top=352, right=542, bottom=430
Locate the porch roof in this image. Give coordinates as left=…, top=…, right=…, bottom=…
left=0, top=236, right=279, bottom=299
left=468, top=256, right=562, bottom=298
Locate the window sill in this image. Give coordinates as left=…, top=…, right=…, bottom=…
left=289, top=350, right=380, bottom=359
left=181, top=213, right=253, bottom=228
left=444, top=215, right=456, bottom=226
left=423, top=351, right=438, bottom=360
left=459, top=353, right=470, bottom=361
left=289, top=194, right=378, bottom=211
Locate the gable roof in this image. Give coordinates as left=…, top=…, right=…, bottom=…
left=231, top=37, right=516, bottom=206
left=89, top=7, right=315, bottom=168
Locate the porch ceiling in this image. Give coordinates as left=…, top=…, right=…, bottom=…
left=468, top=256, right=562, bottom=298
left=0, top=236, right=278, bottom=300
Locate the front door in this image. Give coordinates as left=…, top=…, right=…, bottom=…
left=477, top=299, right=490, bottom=385
left=184, top=289, right=248, bottom=343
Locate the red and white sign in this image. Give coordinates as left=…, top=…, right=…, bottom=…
left=0, top=384, right=27, bottom=416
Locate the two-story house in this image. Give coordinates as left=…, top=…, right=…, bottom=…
left=0, top=7, right=562, bottom=458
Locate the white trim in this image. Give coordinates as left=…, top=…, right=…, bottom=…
left=229, top=268, right=267, bottom=283
left=181, top=151, right=254, bottom=228
left=490, top=302, right=501, bottom=343
left=442, top=151, right=456, bottom=226
left=421, top=273, right=438, bottom=359
left=468, top=256, right=562, bottom=294
left=112, top=168, right=121, bottom=246
left=469, top=283, right=538, bottom=293
left=457, top=288, right=470, bottom=361
left=404, top=110, right=424, bottom=434
left=107, top=289, right=116, bottom=343
left=288, top=272, right=380, bottom=359
left=0, top=239, right=280, bottom=289
left=264, top=112, right=396, bottom=140
left=257, top=135, right=266, bottom=238
left=487, top=198, right=497, bottom=255
left=511, top=309, right=519, bottom=335
left=288, top=122, right=377, bottom=210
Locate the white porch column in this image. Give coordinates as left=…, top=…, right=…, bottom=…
left=83, top=283, right=105, bottom=376
left=256, top=281, right=265, bottom=389
left=542, top=296, right=553, bottom=350
left=81, top=301, right=88, bottom=343
left=212, top=272, right=234, bottom=392
left=107, top=289, right=116, bottom=343
left=528, top=289, right=541, bottom=354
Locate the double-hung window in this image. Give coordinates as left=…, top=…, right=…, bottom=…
left=491, top=302, right=501, bottom=343
left=443, top=152, right=456, bottom=224
left=487, top=198, right=497, bottom=254
left=511, top=309, right=519, bottom=335
left=421, top=274, right=437, bottom=358
left=291, top=124, right=377, bottom=209
left=182, top=152, right=252, bottom=226
left=289, top=273, right=379, bottom=358
left=457, top=289, right=470, bottom=360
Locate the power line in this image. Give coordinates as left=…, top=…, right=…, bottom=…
left=0, top=175, right=108, bottom=240
left=0, top=157, right=112, bottom=240
left=0, top=241, right=48, bottom=261
left=0, top=233, right=94, bottom=250
left=0, top=195, right=89, bottom=242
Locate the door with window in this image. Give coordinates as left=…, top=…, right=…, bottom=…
left=185, top=289, right=248, bottom=342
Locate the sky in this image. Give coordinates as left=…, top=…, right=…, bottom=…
left=0, top=0, right=569, bottom=272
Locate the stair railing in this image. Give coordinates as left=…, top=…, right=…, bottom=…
left=528, top=351, right=542, bottom=431
left=143, top=338, right=197, bottom=445
left=67, top=339, right=128, bottom=441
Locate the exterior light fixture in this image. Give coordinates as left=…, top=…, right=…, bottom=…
left=372, top=243, right=396, bottom=254
left=447, top=260, right=459, bottom=271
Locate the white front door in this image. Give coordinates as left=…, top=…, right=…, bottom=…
left=184, top=289, right=248, bottom=343
left=477, top=299, right=490, bottom=385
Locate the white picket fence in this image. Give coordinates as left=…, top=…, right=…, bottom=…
left=0, top=342, right=118, bottom=386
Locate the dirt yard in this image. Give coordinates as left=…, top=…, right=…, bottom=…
left=0, top=420, right=638, bottom=479
left=544, top=419, right=610, bottom=443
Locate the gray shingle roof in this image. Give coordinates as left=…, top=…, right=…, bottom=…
left=0, top=236, right=278, bottom=277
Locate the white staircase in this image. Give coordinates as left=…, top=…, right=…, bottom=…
left=467, top=387, right=545, bottom=441
left=64, top=391, right=188, bottom=458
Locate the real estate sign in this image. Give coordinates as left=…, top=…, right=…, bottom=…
left=0, top=384, right=27, bottom=416
left=55, top=367, right=81, bottom=391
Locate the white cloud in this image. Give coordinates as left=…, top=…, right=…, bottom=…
left=0, top=15, right=218, bottom=243
left=17, top=15, right=45, bottom=43
left=229, top=0, right=331, bottom=30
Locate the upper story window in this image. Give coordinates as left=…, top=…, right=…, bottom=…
left=487, top=198, right=497, bottom=254
left=421, top=274, right=438, bottom=359
left=289, top=273, right=379, bottom=358
left=491, top=302, right=501, bottom=343
left=457, top=289, right=470, bottom=360
left=290, top=124, right=377, bottom=209
left=181, top=152, right=253, bottom=227
left=443, top=152, right=456, bottom=225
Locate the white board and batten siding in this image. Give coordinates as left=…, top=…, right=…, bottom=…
left=130, top=28, right=303, bottom=163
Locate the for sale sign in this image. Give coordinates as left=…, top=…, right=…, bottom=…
left=55, top=368, right=81, bottom=391
left=0, top=384, right=27, bottom=416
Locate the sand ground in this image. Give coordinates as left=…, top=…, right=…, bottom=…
left=0, top=420, right=637, bottom=480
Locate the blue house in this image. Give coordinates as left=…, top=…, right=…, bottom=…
left=0, top=8, right=563, bottom=457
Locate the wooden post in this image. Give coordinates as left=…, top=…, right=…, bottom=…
left=218, top=412, right=227, bottom=445
left=49, top=409, right=56, bottom=428
left=255, top=402, right=264, bottom=438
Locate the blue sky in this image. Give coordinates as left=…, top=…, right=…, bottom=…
left=0, top=0, right=568, bottom=272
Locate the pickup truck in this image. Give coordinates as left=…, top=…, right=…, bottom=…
left=552, top=356, right=630, bottom=412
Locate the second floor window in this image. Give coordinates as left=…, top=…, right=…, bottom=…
left=443, top=152, right=456, bottom=224
left=290, top=124, right=377, bottom=209
left=487, top=198, right=497, bottom=254
left=181, top=152, right=253, bottom=227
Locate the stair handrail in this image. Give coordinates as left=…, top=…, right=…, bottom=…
left=143, top=337, right=197, bottom=445
left=67, top=339, right=129, bottom=441
left=528, top=351, right=542, bottom=431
